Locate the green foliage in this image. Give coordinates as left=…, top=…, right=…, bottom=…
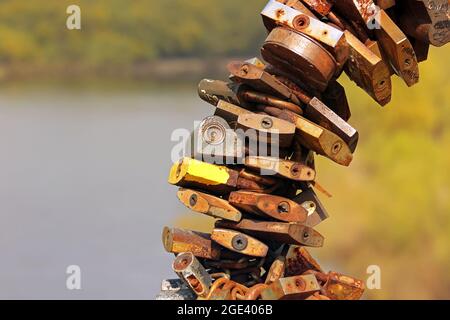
left=0, top=0, right=267, bottom=67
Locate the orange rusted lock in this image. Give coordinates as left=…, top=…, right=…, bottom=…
left=172, top=252, right=213, bottom=298
left=216, top=218, right=324, bottom=247
left=228, top=190, right=307, bottom=223
left=177, top=188, right=242, bottom=222
left=260, top=274, right=321, bottom=300
left=162, top=227, right=221, bottom=260
left=284, top=245, right=324, bottom=277
left=211, top=228, right=269, bottom=258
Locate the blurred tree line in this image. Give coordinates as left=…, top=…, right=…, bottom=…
left=0, top=0, right=266, bottom=73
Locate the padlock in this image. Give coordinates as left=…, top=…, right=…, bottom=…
left=244, top=57, right=266, bottom=69
left=162, top=227, right=221, bottom=260
left=265, top=256, right=286, bottom=285
left=261, top=27, right=338, bottom=92
left=374, top=9, right=420, bottom=86
left=215, top=218, right=324, bottom=247
left=172, top=252, right=213, bottom=298
left=236, top=113, right=296, bottom=148
left=284, top=245, right=324, bottom=277
left=177, top=188, right=242, bottom=222
left=258, top=105, right=353, bottom=166
left=193, top=115, right=244, bottom=163
left=261, top=1, right=349, bottom=66
left=244, top=156, right=316, bottom=181
left=198, top=79, right=247, bottom=107
left=228, top=190, right=308, bottom=223
left=214, top=99, right=251, bottom=124
left=168, top=157, right=268, bottom=194
left=260, top=274, right=321, bottom=300
left=344, top=30, right=392, bottom=106
left=293, top=186, right=330, bottom=227
left=211, top=228, right=269, bottom=258
left=398, top=0, right=449, bottom=47
left=228, top=61, right=301, bottom=104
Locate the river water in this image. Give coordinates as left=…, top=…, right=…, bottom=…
left=0, top=83, right=209, bottom=299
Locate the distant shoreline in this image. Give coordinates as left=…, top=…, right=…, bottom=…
left=0, top=57, right=249, bottom=82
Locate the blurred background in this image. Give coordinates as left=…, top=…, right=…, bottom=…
left=0, top=0, right=448, bottom=300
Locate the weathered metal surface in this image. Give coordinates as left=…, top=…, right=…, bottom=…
left=262, top=27, right=337, bottom=92
left=236, top=113, right=296, bottom=148
left=172, top=252, right=213, bottom=298
left=285, top=246, right=324, bottom=276
left=228, top=190, right=308, bottom=223
left=262, top=1, right=348, bottom=66
left=215, top=219, right=325, bottom=247
left=260, top=274, right=321, bottom=300
left=211, top=228, right=269, bottom=257
left=177, top=188, right=242, bottom=222
left=374, top=9, right=420, bottom=86
left=244, top=156, right=316, bottom=182
left=162, top=227, right=221, bottom=260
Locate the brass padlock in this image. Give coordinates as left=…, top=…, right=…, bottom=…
left=177, top=188, right=242, bottom=222
left=211, top=228, right=269, bottom=258
left=260, top=274, right=321, bottom=300
left=228, top=190, right=308, bottom=223
left=261, top=1, right=349, bottom=66
left=293, top=186, right=330, bottom=228
left=374, top=9, right=420, bottom=87
left=261, top=27, right=338, bottom=92
left=215, top=218, right=324, bottom=247
left=236, top=113, right=296, bottom=148
left=259, top=106, right=353, bottom=166
left=228, top=61, right=301, bottom=104
left=162, top=227, right=221, bottom=260
left=172, top=252, right=213, bottom=298
left=244, top=156, right=316, bottom=181
left=284, top=246, right=324, bottom=277
left=344, top=30, right=392, bottom=106
left=214, top=99, right=251, bottom=124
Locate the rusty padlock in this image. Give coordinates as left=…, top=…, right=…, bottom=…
left=284, top=245, right=324, bottom=277
left=162, top=227, right=221, bottom=260
left=261, top=27, right=338, bottom=92
left=172, top=252, right=213, bottom=298
left=198, top=79, right=247, bottom=107
left=211, top=228, right=269, bottom=258
left=228, top=190, right=307, bottom=223
left=261, top=1, right=349, bottom=67
left=236, top=113, right=296, bottom=148
left=216, top=218, right=324, bottom=247
left=228, top=61, right=301, bottom=104
left=260, top=274, right=321, bottom=300
left=177, top=188, right=242, bottom=222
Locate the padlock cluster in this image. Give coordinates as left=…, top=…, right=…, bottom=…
left=159, top=0, right=449, bottom=300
